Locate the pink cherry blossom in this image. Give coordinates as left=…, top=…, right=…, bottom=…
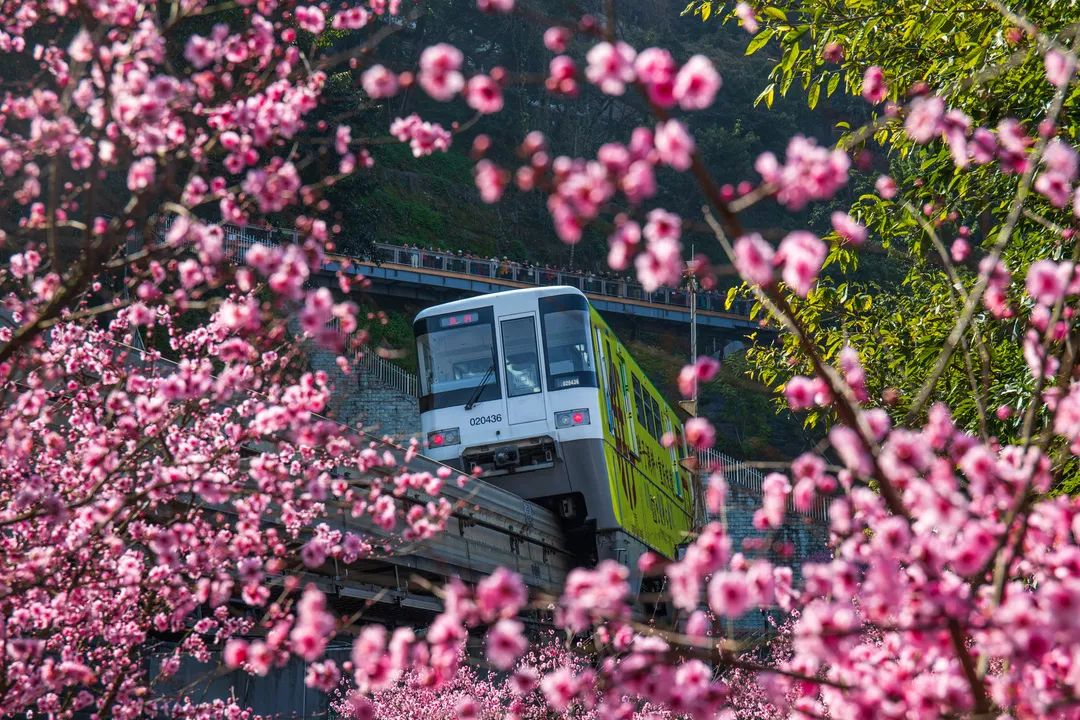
left=831, top=211, right=867, bottom=245
left=547, top=55, right=578, bottom=96
left=643, top=207, right=681, bottom=244
left=733, top=232, right=775, bottom=287
left=904, top=95, right=945, bottom=144
left=685, top=417, right=716, bottom=450
left=875, top=174, right=898, bottom=198
left=475, top=567, right=527, bottom=621
left=485, top=619, right=528, bottom=669
left=776, top=231, right=826, bottom=297
left=127, top=156, right=155, bottom=192
left=838, top=345, right=869, bottom=402
left=951, top=237, right=970, bottom=262
left=585, top=41, right=636, bottom=96
left=1045, top=49, right=1076, bottom=88
left=734, top=2, right=759, bottom=33
left=243, top=159, right=301, bottom=213
left=785, top=375, right=830, bottom=411
left=296, top=5, right=326, bottom=34
left=362, top=65, right=399, bottom=98
left=607, top=220, right=641, bottom=271
left=674, top=54, right=722, bottom=110
left=861, top=65, right=887, bottom=104
left=418, top=43, right=465, bottom=101
left=332, top=6, right=371, bottom=29
left=476, top=0, right=514, bottom=13
left=474, top=159, right=507, bottom=203
left=634, top=48, right=677, bottom=107
left=1026, top=259, right=1073, bottom=306
left=1035, top=138, right=1079, bottom=207
left=465, top=74, right=504, bottom=114
left=707, top=571, right=750, bottom=617
left=390, top=114, right=452, bottom=157
left=678, top=356, right=721, bottom=397
left=544, top=26, right=571, bottom=53
left=755, top=135, right=850, bottom=209
left=654, top=119, right=695, bottom=171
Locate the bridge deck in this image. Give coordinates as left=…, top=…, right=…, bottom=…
left=337, top=257, right=761, bottom=332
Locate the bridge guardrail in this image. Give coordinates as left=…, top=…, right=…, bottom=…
left=371, top=243, right=754, bottom=317
left=161, top=218, right=753, bottom=319
left=358, top=344, right=418, bottom=397
left=698, top=447, right=829, bottom=525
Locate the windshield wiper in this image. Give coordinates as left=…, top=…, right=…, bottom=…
left=464, top=364, right=495, bottom=410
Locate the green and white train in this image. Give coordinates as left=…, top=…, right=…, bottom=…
left=414, top=286, right=696, bottom=573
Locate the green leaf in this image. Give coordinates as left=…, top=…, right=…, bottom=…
left=782, top=26, right=808, bottom=44
left=808, top=81, right=821, bottom=109
left=680, top=0, right=697, bottom=16
left=754, top=82, right=776, bottom=108
left=827, top=72, right=841, bottom=97
left=700, top=1, right=712, bottom=21
left=725, top=286, right=739, bottom=310
left=745, top=27, right=774, bottom=55
left=781, top=42, right=800, bottom=72
left=762, top=6, right=787, bottom=21
left=779, top=70, right=795, bottom=95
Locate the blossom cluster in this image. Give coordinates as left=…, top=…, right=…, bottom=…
left=2, top=0, right=1080, bottom=718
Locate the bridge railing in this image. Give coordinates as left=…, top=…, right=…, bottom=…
left=150, top=217, right=754, bottom=317
left=358, top=345, right=418, bottom=398
left=371, top=243, right=754, bottom=317
left=698, top=447, right=829, bottom=525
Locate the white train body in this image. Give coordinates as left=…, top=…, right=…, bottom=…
left=415, top=286, right=602, bottom=472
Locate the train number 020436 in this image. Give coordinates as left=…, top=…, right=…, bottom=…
left=469, top=414, right=503, bottom=426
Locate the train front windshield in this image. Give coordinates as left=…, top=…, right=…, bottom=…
left=416, top=307, right=501, bottom=410
left=539, top=294, right=597, bottom=390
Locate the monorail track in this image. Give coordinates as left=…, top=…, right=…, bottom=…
left=310, top=451, right=573, bottom=617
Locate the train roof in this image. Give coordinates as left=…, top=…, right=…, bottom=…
left=413, top=285, right=587, bottom=322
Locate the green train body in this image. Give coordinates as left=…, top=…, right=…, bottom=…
left=589, top=305, right=696, bottom=559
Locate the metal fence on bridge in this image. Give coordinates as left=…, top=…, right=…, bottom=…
left=197, top=222, right=754, bottom=318
left=358, top=344, right=418, bottom=398
left=698, top=447, right=830, bottom=526
left=371, top=242, right=754, bottom=316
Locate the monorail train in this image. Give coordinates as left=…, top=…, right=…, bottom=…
left=414, top=286, right=696, bottom=575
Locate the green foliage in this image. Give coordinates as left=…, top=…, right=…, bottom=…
left=627, top=339, right=820, bottom=460
left=687, top=0, right=1080, bottom=482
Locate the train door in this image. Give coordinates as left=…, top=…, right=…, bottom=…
left=499, top=313, right=545, bottom=424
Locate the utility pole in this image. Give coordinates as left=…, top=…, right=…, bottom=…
left=679, top=249, right=699, bottom=418
left=677, top=252, right=707, bottom=529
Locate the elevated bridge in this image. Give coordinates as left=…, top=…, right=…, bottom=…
left=214, top=225, right=764, bottom=343
left=353, top=243, right=761, bottom=337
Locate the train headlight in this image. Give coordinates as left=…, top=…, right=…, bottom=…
left=555, top=409, right=590, bottom=427
left=428, top=427, right=460, bottom=447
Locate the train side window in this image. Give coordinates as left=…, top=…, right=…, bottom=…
left=665, top=415, right=683, bottom=497
left=632, top=375, right=646, bottom=428
left=620, top=360, right=639, bottom=455
left=595, top=330, right=616, bottom=430
left=649, top=396, right=662, bottom=439
left=630, top=377, right=639, bottom=423
left=500, top=316, right=542, bottom=397
left=644, top=390, right=654, bottom=437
